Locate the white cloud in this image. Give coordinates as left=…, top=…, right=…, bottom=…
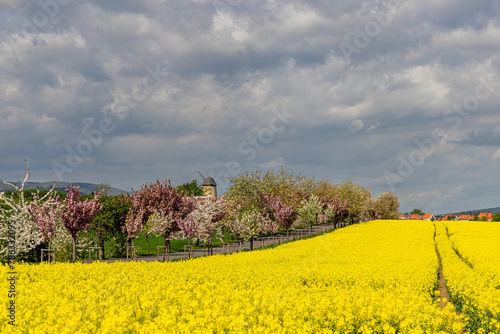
left=492, top=149, right=500, bottom=161
left=349, top=119, right=364, bottom=133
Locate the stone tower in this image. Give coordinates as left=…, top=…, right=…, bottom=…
left=201, top=176, right=217, bottom=197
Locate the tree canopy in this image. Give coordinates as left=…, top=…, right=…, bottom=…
left=177, top=180, right=203, bottom=196
left=410, top=208, right=424, bottom=215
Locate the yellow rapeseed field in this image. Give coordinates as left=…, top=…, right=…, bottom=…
left=2, top=220, right=462, bottom=333
left=436, top=221, right=500, bottom=333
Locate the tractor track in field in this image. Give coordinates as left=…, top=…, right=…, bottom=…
left=435, top=246, right=452, bottom=310
left=434, top=223, right=465, bottom=333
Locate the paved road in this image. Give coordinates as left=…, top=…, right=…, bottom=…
left=87, top=222, right=347, bottom=264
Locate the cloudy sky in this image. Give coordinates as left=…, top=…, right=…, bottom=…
left=1, top=0, right=499, bottom=214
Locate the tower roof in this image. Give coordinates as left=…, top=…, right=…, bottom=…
left=202, top=176, right=216, bottom=186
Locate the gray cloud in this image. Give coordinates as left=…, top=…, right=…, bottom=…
left=456, top=127, right=500, bottom=146
left=1, top=0, right=499, bottom=214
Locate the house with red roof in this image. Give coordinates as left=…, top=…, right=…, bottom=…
left=478, top=213, right=493, bottom=221
left=457, top=215, right=472, bottom=221
left=422, top=213, right=434, bottom=221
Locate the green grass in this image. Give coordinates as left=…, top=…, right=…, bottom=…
left=101, top=233, right=226, bottom=258
left=100, top=225, right=337, bottom=259
left=48, top=223, right=344, bottom=261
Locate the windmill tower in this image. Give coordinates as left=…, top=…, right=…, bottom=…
left=198, top=172, right=217, bottom=197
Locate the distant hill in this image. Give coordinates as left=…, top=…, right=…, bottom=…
left=445, top=207, right=500, bottom=216
left=0, top=181, right=130, bottom=196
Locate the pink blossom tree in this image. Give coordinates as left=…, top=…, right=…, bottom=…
left=27, top=195, right=60, bottom=246
left=125, top=180, right=196, bottom=248
left=318, top=196, right=349, bottom=228
left=176, top=216, right=197, bottom=244
left=60, top=184, right=102, bottom=261
left=263, top=193, right=296, bottom=240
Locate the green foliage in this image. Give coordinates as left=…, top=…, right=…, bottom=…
left=90, top=195, right=130, bottom=237
left=492, top=214, right=500, bottom=222
left=108, top=233, right=128, bottom=258
left=336, top=179, right=372, bottom=223
left=374, top=192, right=400, bottom=220
left=226, top=166, right=387, bottom=226
left=88, top=195, right=130, bottom=258
left=17, top=242, right=48, bottom=263
left=297, top=195, right=323, bottom=227
left=95, top=183, right=111, bottom=196
left=177, top=180, right=203, bottom=196
left=225, top=168, right=267, bottom=205
left=55, top=242, right=75, bottom=262
left=410, top=208, right=424, bottom=215
left=53, top=230, right=92, bottom=262
left=225, top=166, right=315, bottom=209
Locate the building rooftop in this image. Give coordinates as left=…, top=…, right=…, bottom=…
left=202, top=177, right=216, bottom=187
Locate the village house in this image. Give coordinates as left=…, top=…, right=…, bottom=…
left=478, top=213, right=493, bottom=221
left=422, top=213, right=434, bottom=221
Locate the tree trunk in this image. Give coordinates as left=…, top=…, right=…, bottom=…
left=99, top=238, right=105, bottom=260
left=250, top=238, right=254, bottom=251
left=164, top=234, right=171, bottom=249
left=72, top=237, right=76, bottom=262
left=146, top=234, right=150, bottom=254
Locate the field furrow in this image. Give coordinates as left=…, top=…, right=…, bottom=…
left=435, top=221, right=500, bottom=333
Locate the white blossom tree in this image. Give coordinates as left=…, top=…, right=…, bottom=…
left=0, top=161, right=56, bottom=260
left=297, top=195, right=323, bottom=232
left=229, top=206, right=275, bottom=251
left=189, top=197, right=228, bottom=254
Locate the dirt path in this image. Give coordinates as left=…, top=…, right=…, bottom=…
left=436, top=249, right=452, bottom=309
left=434, top=224, right=452, bottom=309
left=434, top=223, right=465, bottom=333
left=87, top=222, right=346, bottom=264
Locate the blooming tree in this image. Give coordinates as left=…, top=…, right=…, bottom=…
left=176, top=216, right=198, bottom=244
left=188, top=197, right=228, bottom=254
left=373, top=192, right=399, bottom=220
left=318, top=197, right=350, bottom=228
left=228, top=206, right=275, bottom=251
left=263, top=193, right=296, bottom=240
left=147, top=207, right=194, bottom=247
left=297, top=195, right=323, bottom=232
left=27, top=193, right=60, bottom=246
left=126, top=180, right=196, bottom=247
left=60, top=184, right=102, bottom=261
left=0, top=161, right=55, bottom=260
